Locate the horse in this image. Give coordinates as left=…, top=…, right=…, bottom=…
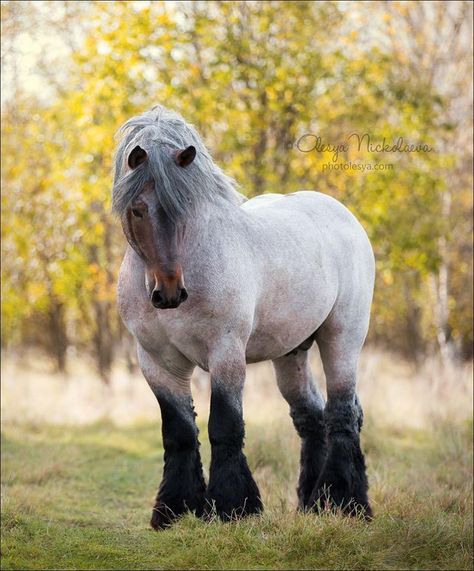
left=113, top=105, right=375, bottom=529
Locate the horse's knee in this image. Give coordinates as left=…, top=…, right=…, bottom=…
left=157, top=392, right=200, bottom=452
left=208, top=383, right=245, bottom=449
left=207, top=345, right=247, bottom=446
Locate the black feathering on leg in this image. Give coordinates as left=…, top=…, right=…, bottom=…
left=150, top=392, right=206, bottom=530
left=309, top=399, right=372, bottom=519
left=290, top=401, right=327, bottom=510
left=206, top=446, right=262, bottom=520
left=205, top=384, right=263, bottom=520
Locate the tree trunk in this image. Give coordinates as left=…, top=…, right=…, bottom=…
left=430, top=191, right=454, bottom=367
left=93, top=300, right=113, bottom=384
left=89, top=221, right=116, bottom=385
left=402, top=277, right=423, bottom=363
left=251, top=92, right=268, bottom=196
left=48, top=298, right=68, bottom=373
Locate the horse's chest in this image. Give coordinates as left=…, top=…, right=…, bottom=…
left=117, top=257, right=163, bottom=348
left=118, top=293, right=167, bottom=353
left=117, top=263, right=205, bottom=366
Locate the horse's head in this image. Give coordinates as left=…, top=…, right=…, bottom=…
left=114, top=106, right=243, bottom=309
left=120, top=144, right=196, bottom=310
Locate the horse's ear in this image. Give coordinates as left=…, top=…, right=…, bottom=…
left=128, top=145, right=147, bottom=169
left=175, top=145, right=196, bottom=167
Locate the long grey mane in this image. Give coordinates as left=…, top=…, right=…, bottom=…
left=112, top=105, right=245, bottom=221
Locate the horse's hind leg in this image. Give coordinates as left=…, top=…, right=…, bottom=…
left=273, top=350, right=326, bottom=510
left=137, top=344, right=206, bottom=529
left=310, top=326, right=372, bottom=518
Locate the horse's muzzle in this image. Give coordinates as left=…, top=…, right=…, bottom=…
left=151, top=287, right=188, bottom=309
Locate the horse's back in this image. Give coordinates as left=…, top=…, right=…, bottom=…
left=244, top=191, right=364, bottom=229
left=243, top=191, right=373, bottom=266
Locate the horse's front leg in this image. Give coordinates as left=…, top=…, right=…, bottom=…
left=205, top=349, right=263, bottom=520
left=137, top=344, right=206, bottom=529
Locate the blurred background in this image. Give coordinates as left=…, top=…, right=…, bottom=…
left=1, top=0, right=473, bottom=425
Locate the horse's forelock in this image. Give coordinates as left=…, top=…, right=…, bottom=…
left=112, top=107, right=241, bottom=221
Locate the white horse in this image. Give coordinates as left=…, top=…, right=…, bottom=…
left=114, top=106, right=375, bottom=529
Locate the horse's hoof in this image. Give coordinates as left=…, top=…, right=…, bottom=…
left=205, top=452, right=263, bottom=521
left=203, top=492, right=263, bottom=522
left=308, top=485, right=373, bottom=520
left=150, top=504, right=177, bottom=530
left=361, top=504, right=374, bottom=521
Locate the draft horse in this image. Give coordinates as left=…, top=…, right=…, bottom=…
left=114, top=106, right=375, bottom=529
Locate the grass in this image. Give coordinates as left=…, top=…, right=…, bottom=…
left=1, top=415, right=473, bottom=570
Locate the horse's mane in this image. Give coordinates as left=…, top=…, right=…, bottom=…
left=112, top=105, right=244, bottom=221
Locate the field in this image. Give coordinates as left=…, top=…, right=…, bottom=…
left=1, top=349, right=473, bottom=570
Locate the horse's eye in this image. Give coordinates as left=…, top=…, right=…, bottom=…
left=131, top=208, right=143, bottom=218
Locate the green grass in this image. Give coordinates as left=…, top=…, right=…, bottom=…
left=1, top=417, right=472, bottom=570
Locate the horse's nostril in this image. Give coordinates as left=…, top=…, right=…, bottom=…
left=151, top=287, right=187, bottom=308
left=151, top=289, right=163, bottom=306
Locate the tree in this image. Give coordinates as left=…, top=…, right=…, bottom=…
left=1, top=0, right=472, bottom=376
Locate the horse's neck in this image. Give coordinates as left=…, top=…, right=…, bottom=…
left=214, top=183, right=247, bottom=208
left=182, top=197, right=248, bottom=258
